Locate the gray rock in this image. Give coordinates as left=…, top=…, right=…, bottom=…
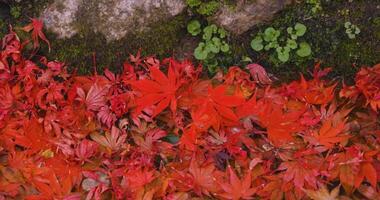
left=41, top=0, right=186, bottom=41
left=212, top=0, right=293, bottom=35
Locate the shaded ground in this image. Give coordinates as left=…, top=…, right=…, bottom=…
left=0, top=0, right=379, bottom=82
left=230, top=0, right=380, bottom=82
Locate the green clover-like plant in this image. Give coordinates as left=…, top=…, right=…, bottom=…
left=276, top=46, right=290, bottom=62
left=250, top=36, right=264, bottom=51
left=187, top=20, right=201, bottom=36
left=263, top=27, right=281, bottom=42
left=287, top=23, right=307, bottom=40
left=194, top=42, right=208, bottom=60
left=295, top=23, right=307, bottom=36
left=296, top=42, right=312, bottom=57
left=344, top=22, right=360, bottom=39
left=188, top=23, right=231, bottom=73
left=250, top=22, right=312, bottom=64
left=286, top=39, right=298, bottom=49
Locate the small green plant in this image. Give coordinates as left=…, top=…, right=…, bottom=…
left=251, top=23, right=311, bottom=63
left=344, top=22, right=360, bottom=39
left=187, top=20, right=201, bottom=36
left=186, top=0, right=220, bottom=16
left=10, top=6, right=21, bottom=19
left=187, top=20, right=230, bottom=73
left=306, top=0, right=322, bottom=14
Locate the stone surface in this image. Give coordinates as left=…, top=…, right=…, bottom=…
left=212, top=0, right=293, bottom=35
left=41, top=0, right=186, bottom=41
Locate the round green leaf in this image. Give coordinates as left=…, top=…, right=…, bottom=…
left=218, top=28, right=227, bottom=38
left=287, top=27, right=294, bottom=34
left=203, top=26, right=214, bottom=40
left=194, top=42, right=208, bottom=60
left=221, top=42, right=230, bottom=53
left=344, top=22, right=351, bottom=28
left=286, top=39, right=298, bottom=49
left=277, top=51, right=289, bottom=62
left=250, top=36, right=263, bottom=51
left=212, top=37, right=221, bottom=46
left=295, top=23, right=307, bottom=36
left=354, top=27, right=361, bottom=34
left=296, top=42, right=312, bottom=57
left=264, top=27, right=280, bottom=42
left=187, top=20, right=201, bottom=36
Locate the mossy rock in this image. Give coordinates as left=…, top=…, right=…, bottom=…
left=40, top=13, right=190, bottom=74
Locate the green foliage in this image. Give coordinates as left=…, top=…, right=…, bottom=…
left=187, top=20, right=230, bottom=73
left=344, top=22, right=360, bottom=39
left=296, top=42, right=312, bottom=57
left=250, top=23, right=312, bottom=63
left=306, top=0, right=322, bottom=14
left=187, top=0, right=202, bottom=7
left=187, top=20, right=201, bottom=36
left=186, top=0, right=220, bottom=16
left=10, top=6, right=21, bottom=19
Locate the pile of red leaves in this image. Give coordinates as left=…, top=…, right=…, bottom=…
left=0, top=19, right=380, bottom=200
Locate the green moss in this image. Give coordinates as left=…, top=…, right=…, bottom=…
left=373, top=17, right=380, bottom=40
left=41, top=13, right=189, bottom=74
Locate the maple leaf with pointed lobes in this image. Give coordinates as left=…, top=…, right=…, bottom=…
left=257, top=102, right=304, bottom=146
left=179, top=126, right=198, bottom=151
left=286, top=74, right=336, bottom=105
left=22, top=18, right=51, bottom=52
left=132, top=128, right=166, bottom=152
left=278, top=157, right=320, bottom=189
left=125, top=168, right=156, bottom=191
left=90, top=126, right=128, bottom=153
left=36, top=82, right=65, bottom=109
left=4, top=119, right=51, bottom=155
left=218, top=166, right=257, bottom=200
left=130, top=65, right=181, bottom=117
left=188, top=158, right=218, bottom=196
left=191, top=84, right=245, bottom=131
left=353, top=150, right=378, bottom=189
left=76, top=83, right=109, bottom=112
left=75, top=139, right=99, bottom=161
left=313, top=117, right=350, bottom=148
left=341, top=63, right=380, bottom=112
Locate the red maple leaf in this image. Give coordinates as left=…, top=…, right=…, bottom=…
left=257, top=102, right=304, bottom=146
left=188, top=158, right=218, bottom=196
left=278, top=157, right=321, bottom=189
left=130, top=65, right=180, bottom=117
left=191, top=84, right=245, bottom=131
left=218, top=166, right=257, bottom=200
left=76, top=83, right=109, bottom=112
left=312, top=117, right=350, bottom=148
left=22, top=18, right=51, bottom=52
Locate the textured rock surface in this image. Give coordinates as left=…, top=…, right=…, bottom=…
left=41, top=0, right=186, bottom=41
left=213, top=0, right=292, bottom=35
